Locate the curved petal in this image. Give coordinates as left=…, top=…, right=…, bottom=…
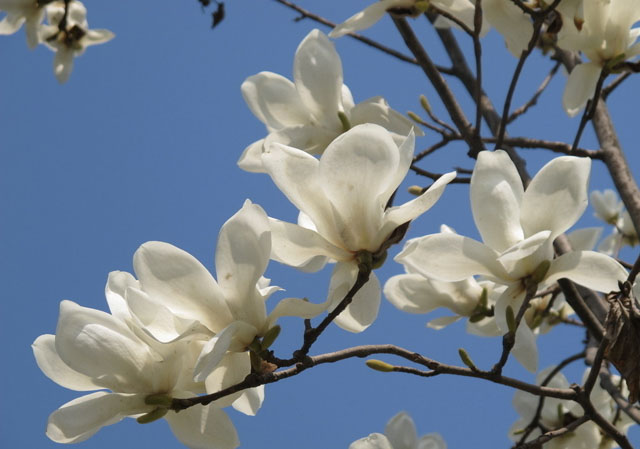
left=241, top=72, right=310, bottom=129
left=293, top=29, right=343, bottom=127
left=546, top=251, right=628, bottom=293
left=204, top=352, right=251, bottom=408
left=349, top=96, right=423, bottom=137
left=566, top=227, right=602, bottom=251
left=520, top=156, right=591, bottom=239
left=319, top=124, right=401, bottom=251
left=166, top=405, right=239, bottom=449
left=427, top=315, right=461, bottom=330
left=329, top=0, right=406, bottom=38
left=215, top=200, right=270, bottom=328
left=268, top=218, right=350, bottom=269
left=193, top=321, right=257, bottom=382
left=0, top=13, right=25, bottom=35
left=471, top=149, right=524, bottom=252
left=104, top=270, right=138, bottom=321
left=54, top=300, right=156, bottom=392
left=349, top=433, right=395, bottom=449
left=483, top=0, right=533, bottom=57
left=46, top=392, right=147, bottom=444
left=396, top=233, right=508, bottom=282
left=237, top=139, right=266, bottom=173
left=53, top=48, right=74, bottom=84
left=24, top=10, right=45, bottom=48
left=264, top=124, right=338, bottom=155
left=385, top=412, right=417, bottom=449
left=511, top=320, right=539, bottom=373
left=133, top=241, right=233, bottom=333
left=82, top=29, right=114, bottom=47
left=328, top=262, right=381, bottom=333
left=417, top=433, right=447, bottom=449
left=232, top=385, right=265, bottom=416
left=562, top=62, right=602, bottom=117
left=382, top=170, right=456, bottom=236
left=267, top=295, right=331, bottom=328
left=33, top=334, right=101, bottom=391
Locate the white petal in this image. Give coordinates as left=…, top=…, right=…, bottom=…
left=497, top=230, right=551, bottom=265
left=329, top=0, right=407, bottom=38
left=396, top=233, right=508, bottom=282
left=267, top=295, right=331, bottom=328
left=385, top=411, right=418, bottom=449
left=427, top=315, right=461, bottom=330
left=133, top=241, right=233, bottom=333
left=47, top=392, right=147, bottom=443
left=53, top=48, right=74, bottom=84
left=166, top=405, right=239, bottom=449
left=264, top=124, right=338, bottom=155
left=232, top=385, right=265, bottom=416
left=237, top=139, right=266, bottom=173
left=382, top=170, right=456, bottom=236
left=562, top=62, right=602, bottom=117
left=470, top=149, right=524, bottom=252
left=328, top=263, right=381, bottom=333
left=0, top=13, right=24, bottom=35
left=546, top=251, right=628, bottom=293
left=193, top=321, right=257, bottom=382
left=268, top=218, right=350, bottom=269
left=32, top=334, right=100, bottom=391
left=349, top=96, right=424, bottom=138
left=349, top=433, right=395, bottom=449
left=215, top=200, right=270, bottom=328
left=511, top=320, right=539, bottom=373
left=204, top=352, right=251, bottom=408
left=417, top=433, right=447, bottom=449
left=566, top=227, right=602, bottom=251
left=104, top=270, right=138, bottom=321
left=82, top=29, right=114, bottom=47
left=520, top=156, right=591, bottom=238
left=54, top=300, right=155, bottom=392
left=483, top=0, right=533, bottom=57
left=293, top=29, right=343, bottom=127
left=241, top=72, right=310, bottom=129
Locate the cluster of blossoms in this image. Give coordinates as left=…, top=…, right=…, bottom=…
left=1, top=0, right=112, bottom=82
left=31, top=3, right=639, bottom=449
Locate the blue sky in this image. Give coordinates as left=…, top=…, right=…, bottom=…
left=1, top=0, right=639, bottom=447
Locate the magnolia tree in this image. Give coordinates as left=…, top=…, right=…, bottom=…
left=6, top=0, right=640, bottom=447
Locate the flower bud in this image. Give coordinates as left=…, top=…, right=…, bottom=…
left=420, top=94, right=432, bottom=114
left=458, top=348, right=477, bottom=370
left=261, top=325, right=281, bottom=350
left=506, top=305, right=517, bottom=333
left=366, top=359, right=395, bottom=372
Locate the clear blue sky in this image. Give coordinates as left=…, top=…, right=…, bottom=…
left=1, top=1, right=639, bottom=447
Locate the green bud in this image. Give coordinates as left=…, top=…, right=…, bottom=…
left=250, top=351, right=262, bottom=372
left=478, top=288, right=488, bottom=309
left=372, top=250, right=387, bottom=269
left=530, top=260, right=551, bottom=284
left=407, top=111, right=426, bottom=125
left=530, top=313, right=544, bottom=330
left=414, top=0, right=430, bottom=13
left=356, top=251, right=373, bottom=271
left=468, top=313, right=485, bottom=323
left=408, top=185, right=424, bottom=196
left=144, top=393, right=173, bottom=407
left=338, top=111, right=351, bottom=132
left=261, top=325, right=281, bottom=350
left=248, top=337, right=262, bottom=353
left=420, top=94, right=432, bottom=114
left=557, top=403, right=564, bottom=424
left=512, top=428, right=527, bottom=435
left=365, top=359, right=395, bottom=372
left=458, top=348, right=477, bottom=370
left=137, top=407, right=168, bottom=424
left=506, top=305, right=517, bottom=333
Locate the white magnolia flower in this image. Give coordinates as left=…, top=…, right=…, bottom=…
left=329, top=0, right=531, bottom=57
left=591, top=189, right=624, bottom=224
left=262, top=124, right=455, bottom=333
left=113, top=200, right=327, bottom=389
left=510, top=367, right=633, bottom=449
left=598, top=209, right=639, bottom=255
left=395, top=150, right=627, bottom=372
left=239, top=28, right=420, bottom=172
left=557, top=0, right=640, bottom=116
left=0, top=0, right=45, bottom=47
left=33, top=300, right=240, bottom=449
left=350, top=411, right=446, bottom=449
left=39, top=1, right=113, bottom=83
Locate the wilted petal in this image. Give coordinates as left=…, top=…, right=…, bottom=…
left=32, top=334, right=100, bottom=391
left=382, top=171, right=456, bottom=236
left=241, top=72, right=310, bottom=129
left=520, top=156, right=591, bottom=239
left=166, top=404, right=239, bottom=449
left=349, top=433, right=395, bottom=449
left=470, top=150, right=524, bottom=252
left=562, top=62, right=602, bottom=117
left=133, top=241, right=233, bottom=333
left=546, top=251, right=628, bottom=293
left=293, top=29, right=343, bottom=127
left=396, top=233, right=507, bottom=282
left=385, top=411, right=418, bottom=449
left=47, top=392, right=147, bottom=443
left=268, top=218, right=350, bottom=269
left=328, top=262, right=381, bottom=333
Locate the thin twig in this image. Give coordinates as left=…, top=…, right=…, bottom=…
left=508, top=61, right=561, bottom=124
left=516, top=416, right=590, bottom=449
left=602, top=72, right=631, bottom=100
left=571, top=70, right=607, bottom=152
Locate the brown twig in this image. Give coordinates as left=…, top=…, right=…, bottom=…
left=508, top=61, right=561, bottom=124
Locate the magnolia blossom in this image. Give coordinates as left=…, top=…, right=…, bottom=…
left=510, top=367, right=633, bottom=449
left=330, top=0, right=531, bottom=57
left=39, top=1, right=113, bottom=83
left=33, top=300, right=239, bottom=449
left=350, top=411, right=446, bottom=449
left=557, top=0, right=640, bottom=115
left=239, top=29, right=419, bottom=172
left=111, top=200, right=327, bottom=389
left=0, top=0, right=46, bottom=47
left=395, top=150, right=627, bottom=371
left=599, top=210, right=640, bottom=255
left=591, top=189, right=624, bottom=224
left=262, top=124, right=455, bottom=333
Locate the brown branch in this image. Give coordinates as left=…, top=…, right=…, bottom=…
left=516, top=416, right=590, bottom=449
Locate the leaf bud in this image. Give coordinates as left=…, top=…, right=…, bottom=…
left=407, top=111, right=427, bottom=125
left=506, top=305, right=517, bottom=333
left=365, top=359, right=395, bottom=372
left=338, top=111, right=351, bottom=132
left=261, top=325, right=281, bottom=350
left=408, top=185, right=424, bottom=196
left=420, top=94, right=432, bottom=114
left=458, top=348, right=478, bottom=370
left=530, top=260, right=551, bottom=284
